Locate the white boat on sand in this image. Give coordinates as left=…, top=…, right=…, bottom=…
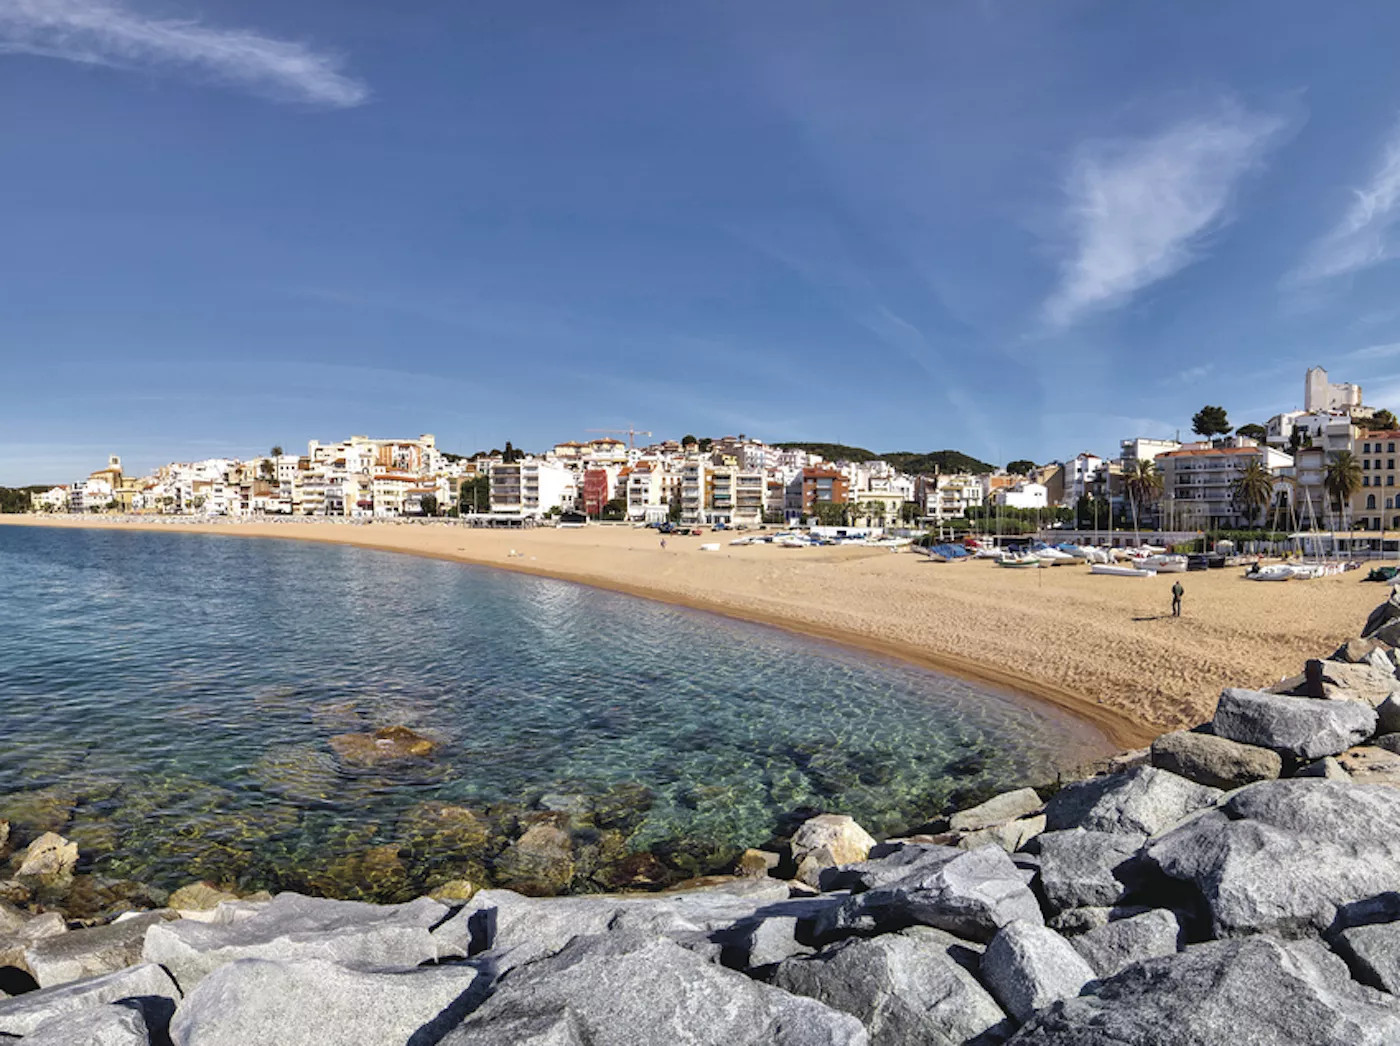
left=1246, top=564, right=1295, bottom=581
left=1138, top=554, right=1188, bottom=573
left=1090, top=563, right=1156, bottom=577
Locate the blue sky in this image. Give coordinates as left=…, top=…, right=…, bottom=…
left=6, top=1, right=1400, bottom=483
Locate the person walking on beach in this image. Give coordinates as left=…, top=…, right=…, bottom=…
left=1171, top=580, right=1184, bottom=618
left=660, top=537, right=667, bottom=551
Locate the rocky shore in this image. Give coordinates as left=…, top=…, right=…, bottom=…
left=8, top=595, right=1400, bottom=1042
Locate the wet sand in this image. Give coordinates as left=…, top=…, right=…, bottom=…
left=4, top=516, right=1383, bottom=748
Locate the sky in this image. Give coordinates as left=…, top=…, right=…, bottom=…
left=6, top=1, right=1400, bottom=483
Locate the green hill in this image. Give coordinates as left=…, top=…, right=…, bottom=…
left=0, top=486, right=50, bottom=513
left=774, top=443, right=995, bottom=474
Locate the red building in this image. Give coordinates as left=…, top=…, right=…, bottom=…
left=583, top=468, right=612, bottom=516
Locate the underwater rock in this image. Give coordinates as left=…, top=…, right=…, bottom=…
left=397, top=802, right=491, bottom=855
left=169, top=882, right=241, bottom=913
left=14, top=833, right=78, bottom=894
left=329, top=726, right=439, bottom=768
left=496, top=824, right=575, bottom=896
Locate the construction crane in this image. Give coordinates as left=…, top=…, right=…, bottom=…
left=586, top=427, right=653, bottom=450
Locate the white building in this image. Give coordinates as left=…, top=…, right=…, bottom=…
left=1064, top=453, right=1104, bottom=506
left=924, top=474, right=983, bottom=521
left=489, top=459, right=576, bottom=518
left=991, top=481, right=1049, bottom=510
left=1305, top=366, right=1363, bottom=414
left=1119, top=438, right=1180, bottom=470
left=1157, top=440, right=1294, bottom=529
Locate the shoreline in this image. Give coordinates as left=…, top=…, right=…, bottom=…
left=8, top=514, right=1381, bottom=750
left=0, top=514, right=1140, bottom=750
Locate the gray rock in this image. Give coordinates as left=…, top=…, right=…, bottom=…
left=1304, top=659, right=1400, bottom=706
left=1376, top=731, right=1400, bottom=755
left=440, top=934, right=869, bottom=1045
left=1295, top=755, right=1350, bottom=779
left=981, top=920, right=1096, bottom=1023
left=949, top=789, right=1043, bottom=832
left=168, top=956, right=489, bottom=1046
left=736, top=915, right=813, bottom=969
left=1149, top=730, right=1282, bottom=790
left=1046, top=905, right=1152, bottom=936
left=1334, top=921, right=1400, bottom=994
left=1334, top=636, right=1389, bottom=664
left=1147, top=778, right=1400, bottom=936
left=1009, top=937, right=1400, bottom=1045
left=0, top=962, right=179, bottom=1037
left=791, top=814, right=877, bottom=866
left=26, top=910, right=176, bottom=987
left=1069, top=908, right=1182, bottom=978
left=23, top=1003, right=152, bottom=1045
left=0, top=911, right=67, bottom=976
left=1364, top=591, right=1400, bottom=643
left=433, top=879, right=798, bottom=972
left=1212, top=687, right=1377, bottom=759
left=1379, top=697, right=1400, bottom=736
left=142, top=891, right=447, bottom=989
left=1043, top=767, right=1221, bottom=837
left=817, top=846, right=1042, bottom=943
left=957, top=816, right=1046, bottom=854
left=773, top=927, right=1011, bottom=1046
left=1036, top=829, right=1149, bottom=914
left=820, top=844, right=961, bottom=892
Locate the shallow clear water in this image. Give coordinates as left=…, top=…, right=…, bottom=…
left=0, top=525, right=1106, bottom=901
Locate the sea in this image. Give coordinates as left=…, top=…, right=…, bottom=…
left=0, top=524, right=1107, bottom=900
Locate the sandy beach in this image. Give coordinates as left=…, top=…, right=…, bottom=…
left=3, top=516, right=1384, bottom=748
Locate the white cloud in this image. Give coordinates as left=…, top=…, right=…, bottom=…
left=1044, top=104, right=1285, bottom=327
left=1293, top=118, right=1400, bottom=283
left=0, top=0, right=368, bottom=107
left=1347, top=342, right=1400, bottom=362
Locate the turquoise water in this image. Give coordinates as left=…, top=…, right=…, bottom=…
left=0, top=525, right=1106, bottom=902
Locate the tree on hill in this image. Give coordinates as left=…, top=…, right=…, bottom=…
left=1358, top=410, right=1400, bottom=432
left=1191, top=406, right=1232, bottom=440
left=681, top=434, right=698, bottom=447
left=1006, top=459, right=1036, bottom=476
left=882, top=450, right=997, bottom=474
left=1234, top=424, right=1267, bottom=443
left=773, top=442, right=876, bottom=462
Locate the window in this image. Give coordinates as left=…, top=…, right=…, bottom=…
left=1366, top=443, right=1373, bottom=453
left=1365, top=476, right=1372, bottom=486
left=1391, top=459, right=1395, bottom=470
left=1390, top=477, right=1395, bottom=487
left=1365, top=459, right=1372, bottom=470
left=1391, top=443, right=1396, bottom=453
left=1369, top=494, right=1378, bottom=510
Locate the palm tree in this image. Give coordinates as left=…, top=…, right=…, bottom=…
left=1230, top=461, right=1275, bottom=530
left=1325, top=450, right=1363, bottom=552
left=1124, top=460, right=1164, bottom=533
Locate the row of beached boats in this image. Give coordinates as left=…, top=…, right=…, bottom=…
left=1244, top=561, right=1350, bottom=581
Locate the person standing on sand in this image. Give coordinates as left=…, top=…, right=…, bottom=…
left=1171, top=580, right=1184, bottom=618
left=660, top=537, right=667, bottom=551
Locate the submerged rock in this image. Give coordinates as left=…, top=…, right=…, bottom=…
left=495, top=823, right=575, bottom=896
left=328, top=726, right=439, bottom=767
left=13, top=832, right=78, bottom=895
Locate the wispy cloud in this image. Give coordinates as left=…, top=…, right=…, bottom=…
left=0, top=0, right=368, bottom=107
left=1347, top=342, right=1400, bottom=362
left=1044, top=103, right=1286, bottom=327
left=1292, top=118, right=1400, bottom=284
left=1176, top=363, right=1215, bottom=384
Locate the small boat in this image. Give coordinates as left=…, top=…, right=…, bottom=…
left=1090, top=563, right=1156, bottom=577
left=997, top=554, right=1042, bottom=569
left=698, top=543, right=720, bottom=552
left=973, top=547, right=1004, bottom=559
left=1138, top=554, right=1188, bottom=573
left=1367, top=565, right=1400, bottom=582
left=1246, top=564, right=1295, bottom=581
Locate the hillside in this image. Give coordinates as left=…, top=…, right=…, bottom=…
left=0, top=486, right=49, bottom=513
left=774, top=444, right=995, bottom=474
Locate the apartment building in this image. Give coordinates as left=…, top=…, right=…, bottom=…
left=922, top=473, right=983, bottom=521
left=1157, top=441, right=1293, bottom=529
left=489, top=459, right=576, bottom=518
left=801, top=467, right=849, bottom=514
left=1353, top=430, right=1400, bottom=531
left=680, top=461, right=707, bottom=525
left=625, top=463, right=669, bottom=522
